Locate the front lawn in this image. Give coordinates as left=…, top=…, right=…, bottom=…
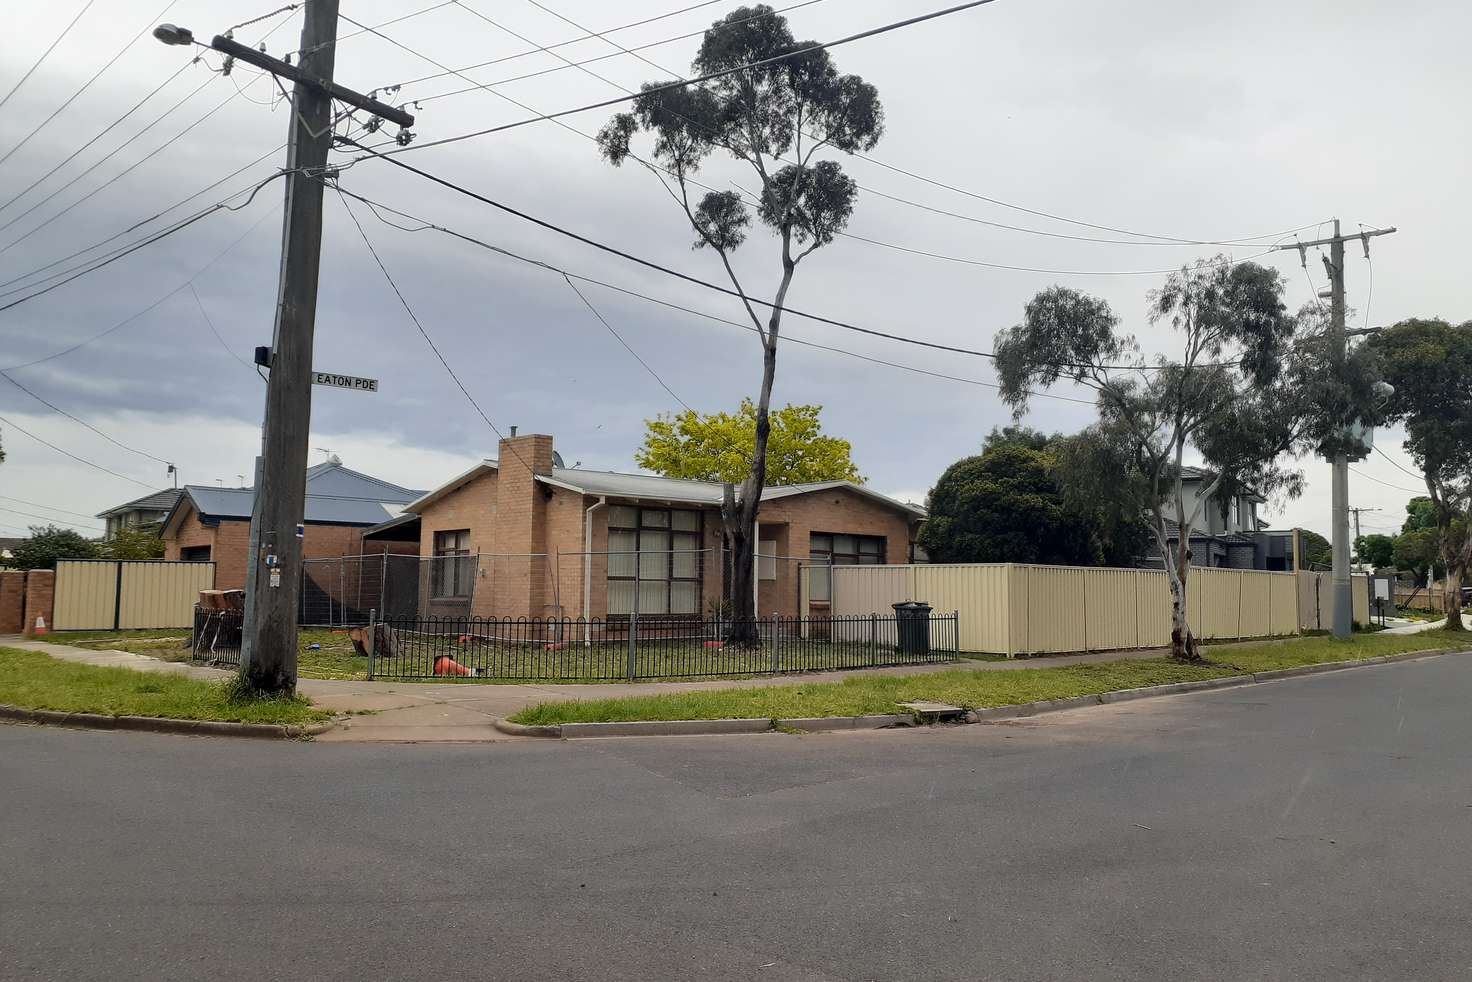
left=510, top=630, right=1470, bottom=726
left=0, top=647, right=327, bottom=725
left=55, top=628, right=367, bottom=680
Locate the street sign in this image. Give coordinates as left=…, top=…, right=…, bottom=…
left=312, top=371, right=378, bottom=392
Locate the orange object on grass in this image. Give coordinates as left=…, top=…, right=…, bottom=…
left=433, top=655, right=475, bottom=677
left=703, top=640, right=724, bottom=648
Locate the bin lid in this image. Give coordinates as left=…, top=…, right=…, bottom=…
left=892, top=601, right=932, bottom=611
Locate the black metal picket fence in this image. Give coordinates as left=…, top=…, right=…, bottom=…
left=365, top=611, right=959, bottom=681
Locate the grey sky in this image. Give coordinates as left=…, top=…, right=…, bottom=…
left=0, top=0, right=1463, bottom=542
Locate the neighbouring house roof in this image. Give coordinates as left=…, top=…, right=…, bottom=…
left=1161, top=520, right=1259, bottom=547
left=362, top=512, right=420, bottom=537
left=1175, top=466, right=1267, bottom=503
left=405, top=460, right=926, bottom=519
left=161, top=461, right=425, bottom=535
left=0, top=536, right=23, bottom=556
left=95, top=488, right=183, bottom=520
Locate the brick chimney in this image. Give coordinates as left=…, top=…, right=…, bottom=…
left=491, top=433, right=555, bottom=616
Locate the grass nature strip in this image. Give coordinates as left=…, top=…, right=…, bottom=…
left=509, top=631, right=1471, bottom=726
left=0, top=647, right=327, bottom=725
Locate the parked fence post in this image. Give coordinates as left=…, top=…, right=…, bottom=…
left=954, top=609, right=961, bottom=659
left=626, top=609, right=638, bottom=680
left=367, top=608, right=377, bottom=680
left=770, top=613, right=781, bottom=673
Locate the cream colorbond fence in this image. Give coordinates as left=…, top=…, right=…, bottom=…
left=828, top=563, right=1347, bottom=656
left=52, top=559, right=215, bottom=631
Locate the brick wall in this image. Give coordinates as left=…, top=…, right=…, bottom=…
left=0, top=570, right=25, bottom=634
left=417, top=466, right=499, bottom=617
left=23, top=569, right=54, bottom=636
left=753, top=487, right=914, bottom=618
left=489, top=434, right=554, bottom=617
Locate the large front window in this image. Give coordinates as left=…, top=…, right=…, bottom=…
left=607, top=505, right=702, bottom=615
left=431, top=529, right=473, bottom=599
left=808, top=532, right=885, bottom=603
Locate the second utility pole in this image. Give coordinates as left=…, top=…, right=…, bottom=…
left=1276, top=219, right=1395, bottom=641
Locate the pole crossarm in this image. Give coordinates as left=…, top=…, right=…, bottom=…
left=210, top=34, right=415, bottom=128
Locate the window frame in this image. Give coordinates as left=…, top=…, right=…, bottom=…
left=607, top=505, right=704, bottom=617
left=808, top=532, right=887, bottom=604
left=431, top=529, right=473, bottom=599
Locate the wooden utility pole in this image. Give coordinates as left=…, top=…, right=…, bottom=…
left=236, top=0, right=341, bottom=694
left=1274, top=220, right=1395, bottom=640
left=152, top=2, right=414, bottom=694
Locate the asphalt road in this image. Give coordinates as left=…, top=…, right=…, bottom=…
left=5, top=655, right=1472, bottom=982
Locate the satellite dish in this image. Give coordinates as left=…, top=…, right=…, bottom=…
left=552, top=451, right=565, bottom=469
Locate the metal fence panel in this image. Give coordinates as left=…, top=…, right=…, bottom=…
left=834, top=562, right=1309, bottom=656
left=912, top=564, right=1010, bottom=654
left=118, top=561, right=214, bottom=629
left=52, top=560, right=119, bottom=630
left=53, top=559, right=214, bottom=630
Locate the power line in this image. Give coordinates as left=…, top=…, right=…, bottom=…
left=0, top=145, right=285, bottom=296
left=331, top=182, right=1097, bottom=407
left=0, top=82, right=239, bottom=260
left=0, top=495, right=105, bottom=521
left=382, top=0, right=1313, bottom=249
left=1349, top=465, right=1421, bottom=495
left=560, top=273, right=692, bottom=412
left=0, top=505, right=103, bottom=533
left=0, top=413, right=154, bottom=489
left=345, top=140, right=1267, bottom=370
left=334, top=189, right=513, bottom=444
left=0, top=0, right=99, bottom=113
left=394, top=3, right=1299, bottom=277
left=0, top=0, right=180, bottom=169
left=188, top=282, right=258, bottom=370
left=356, top=0, right=1001, bottom=159
left=0, top=371, right=173, bottom=466
left=2, top=178, right=284, bottom=368
left=1373, top=443, right=1424, bottom=484
left=509, top=0, right=1316, bottom=251
left=386, top=0, right=750, bottom=91
left=0, top=61, right=194, bottom=216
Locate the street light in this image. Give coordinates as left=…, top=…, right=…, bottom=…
left=152, top=23, right=194, bottom=46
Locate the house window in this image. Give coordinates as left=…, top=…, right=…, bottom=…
left=1229, top=498, right=1239, bottom=530
left=758, top=539, right=777, bottom=581
left=181, top=545, right=210, bottom=562
left=808, top=533, right=886, bottom=603
left=431, top=529, right=473, bottom=598
left=607, top=506, right=703, bottom=616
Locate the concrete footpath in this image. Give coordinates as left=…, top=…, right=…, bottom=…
left=2, top=635, right=1191, bottom=743
left=2, top=618, right=1445, bottom=743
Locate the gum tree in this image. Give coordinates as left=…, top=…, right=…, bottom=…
left=597, top=5, right=882, bottom=637
left=994, top=259, right=1377, bottom=661
left=1370, top=318, right=1472, bottom=629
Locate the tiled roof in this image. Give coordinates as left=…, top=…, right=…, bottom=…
left=96, top=488, right=183, bottom=519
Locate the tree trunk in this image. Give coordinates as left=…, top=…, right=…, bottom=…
left=1167, top=554, right=1200, bottom=662
left=1443, top=562, right=1466, bottom=632
left=723, top=262, right=791, bottom=646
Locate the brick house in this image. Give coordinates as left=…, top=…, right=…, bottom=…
left=405, top=433, right=925, bottom=621
left=159, top=459, right=423, bottom=590
left=96, top=488, right=182, bottom=540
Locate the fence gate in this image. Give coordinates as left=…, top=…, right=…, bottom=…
left=52, top=559, right=216, bottom=631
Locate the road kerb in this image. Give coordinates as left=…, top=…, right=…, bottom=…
left=1098, top=675, right=1254, bottom=703
left=561, top=717, right=775, bottom=738
left=489, top=645, right=1472, bottom=741
left=0, top=703, right=336, bottom=739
